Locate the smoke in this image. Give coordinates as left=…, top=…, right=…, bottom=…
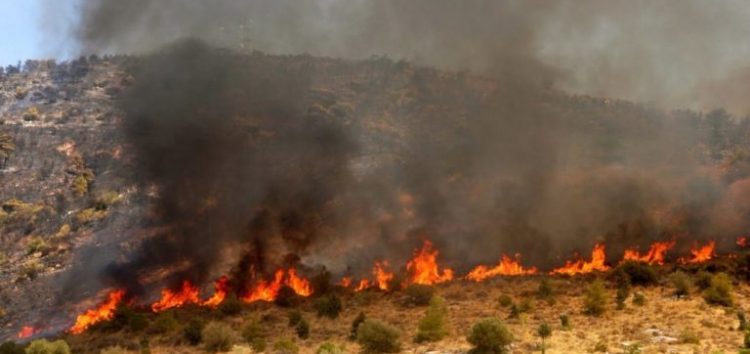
left=54, top=0, right=750, bottom=291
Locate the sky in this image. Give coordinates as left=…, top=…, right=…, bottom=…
left=0, top=0, right=77, bottom=66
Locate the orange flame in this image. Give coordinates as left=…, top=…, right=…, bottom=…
left=339, top=277, right=352, bottom=288
left=354, top=279, right=371, bottom=291
left=202, top=276, right=230, bottom=308
left=466, top=254, right=538, bottom=281
left=738, top=236, right=748, bottom=248
left=683, top=240, right=715, bottom=264
left=151, top=280, right=201, bottom=312
left=622, top=240, right=675, bottom=265
left=551, top=243, right=610, bottom=275
left=16, top=326, right=35, bottom=339
left=70, top=289, right=126, bottom=335
left=240, top=268, right=312, bottom=303
left=373, top=261, right=395, bottom=290
left=406, top=240, right=454, bottom=285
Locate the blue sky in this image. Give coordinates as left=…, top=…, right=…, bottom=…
left=0, top=0, right=77, bottom=66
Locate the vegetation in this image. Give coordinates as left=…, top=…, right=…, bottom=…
left=295, top=318, right=310, bottom=339
left=497, top=294, right=513, bottom=307
left=615, top=278, right=631, bottom=310
left=316, top=342, right=344, bottom=354
left=0, top=341, right=24, bottom=354
left=356, top=319, right=401, bottom=353
left=99, top=346, right=129, bottom=354
left=288, top=310, right=303, bottom=327
left=314, top=294, right=343, bottom=319
left=536, top=278, right=554, bottom=302
left=583, top=280, right=607, bottom=316
left=183, top=319, right=205, bottom=345
left=349, top=312, right=366, bottom=340
left=559, top=314, right=570, bottom=330
left=219, top=294, right=243, bottom=316
left=202, top=321, right=237, bottom=352
left=274, top=286, right=300, bottom=307
left=273, top=339, right=299, bottom=354
left=695, top=271, right=713, bottom=290
left=415, top=296, right=448, bottom=343
left=241, top=320, right=267, bottom=352
left=149, top=312, right=178, bottom=334
left=0, top=132, right=14, bottom=169
left=616, top=261, right=658, bottom=286
left=404, top=284, right=435, bottom=306
left=679, top=330, right=700, bottom=344
left=537, top=323, right=552, bottom=354
left=702, top=273, right=734, bottom=306
left=22, top=107, right=40, bottom=121
left=467, top=318, right=513, bottom=354
left=24, top=339, right=70, bottom=354
left=671, top=271, right=692, bottom=297
left=632, top=292, right=646, bottom=306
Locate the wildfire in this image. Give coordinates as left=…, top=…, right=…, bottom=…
left=683, top=240, right=716, bottom=264
left=621, top=241, right=676, bottom=265
left=240, top=268, right=312, bottom=303
left=151, top=280, right=201, bottom=312
left=16, top=326, right=35, bottom=339
left=373, top=261, right=395, bottom=290
left=202, top=276, right=230, bottom=308
left=738, top=236, right=749, bottom=248
left=355, top=279, right=371, bottom=291
left=70, top=289, right=126, bottom=335
left=339, top=277, right=352, bottom=288
left=466, top=254, right=538, bottom=281
left=406, top=240, right=454, bottom=285
left=551, top=243, right=610, bottom=275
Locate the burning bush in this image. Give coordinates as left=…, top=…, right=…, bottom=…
left=583, top=280, right=607, bottom=316
left=670, top=271, right=693, bottom=297
left=467, top=318, right=513, bottom=354
left=24, top=339, right=71, bottom=354
left=356, top=319, right=402, bottom=353
left=201, top=321, right=237, bottom=352
left=404, top=284, right=435, bottom=306
left=314, top=294, right=343, bottom=319
left=702, top=272, right=734, bottom=306
left=415, top=296, right=448, bottom=343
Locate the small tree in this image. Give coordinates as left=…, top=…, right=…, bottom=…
left=0, top=133, right=14, bottom=170
left=350, top=312, right=366, bottom=340
left=467, top=318, right=513, bottom=354
left=584, top=280, right=607, bottom=316
left=415, top=296, right=448, bottom=343
left=670, top=271, right=692, bottom=298
left=314, top=294, right=343, bottom=319
left=702, top=273, right=733, bottom=306
left=537, top=323, right=552, bottom=354
left=356, top=319, right=401, bottom=353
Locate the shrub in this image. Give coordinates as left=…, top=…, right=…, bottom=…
left=22, top=107, right=40, bottom=121
left=671, top=271, right=692, bottom=297
left=616, top=282, right=630, bottom=310
left=415, top=296, right=448, bottom=343
left=537, top=278, right=554, bottom=299
left=623, top=343, right=641, bottom=354
left=241, top=320, right=266, bottom=352
left=583, top=280, right=607, bottom=316
left=349, top=312, right=366, bottom=340
left=149, top=312, right=178, bottom=334
left=295, top=318, right=310, bottom=339
left=0, top=341, right=24, bottom=354
left=593, top=341, right=607, bottom=352
left=616, top=261, right=658, bottom=286
left=25, top=339, right=70, bottom=354
left=739, top=310, right=749, bottom=331
left=497, top=295, right=513, bottom=308
left=559, top=314, right=570, bottom=330
left=632, top=292, right=646, bottom=306
left=219, top=294, right=243, bottom=316
left=679, top=330, right=700, bottom=344
left=743, top=331, right=750, bottom=349
left=311, top=269, right=333, bottom=295
left=273, top=339, right=299, bottom=354
left=184, top=319, right=205, bottom=345
left=314, top=294, right=343, bottom=319
left=518, top=298, right=534, bottom=313
left=356, top=319, right=401, bottom=353
left=202, top=322, right=236, bottom=352
left=316, top=342, right=344, bottom=354
left=26, top=236, right=50, bottom=255
left=405, top=284, right=435, bottom=306
left=695, top=271, right=713, bottom=290
left=537, top=323, right=552, bottom=354
left=288, top=310, right=303, bottom=327
left=702, top=273, right=733, bottom=306
left=100, top=346, right=129, bottom=354
left=275, top=286, right=300, bottom=307
left=466, top=318, right=513, bottom=354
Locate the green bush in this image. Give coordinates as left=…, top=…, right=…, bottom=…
left=537, top=323, right=552, bottom=354
left=356, top=319, right=401, bottom=353
left=316, top=342, right=344, bottom=354
left=671, top=271, right=692, bottom=297
left=616, top=261, right=658, bottom=286
left=497, top=295, right=513, bottom=307
left=615, top=280, right=630, bottom=310
left=25, top=339, right=70, bottom=354
left=744, top=331, right=750, bottom=349
left=219, top=294, right=243, bottom=316
left=632, top=292, right=646, bottom=306
left=0, top=341, right=24, bottom=354
left=738, top=310, right=749, bottom=331
left=583, top=280, right=607, bottom=316
left=202, top=322, right=236, bottom=352
left=536, top=278, right=554, bottom=302
left=149, top=311, right=178, bottom=334
left=295, top=318, right=310, bottom=339
left=695, top=271, right=713, bottom=290
left=183, top=319, right=205, bottom=345
left=679, top=330, right=700, bottom=344
left=702, top=273, right=733, bottom=306
left=415, top=296, right=448, bottom=343
left=349, top=312, right=366, bottom=340
left=288, top=310, right=303, bottom=327
left=314, top=294, right=343, bottom=319
left=559, top=314, right=570, bottom=330
left=466, top=318, right=513, bottom=354
left=241, top=320, right=266, bottom=352
left=273, top=339, right=299, bottom=354
left=405, top=284, right=435, bottom=306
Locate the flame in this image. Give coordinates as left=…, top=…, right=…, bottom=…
left=683, top=240, right=716, bottom=264
left=738, top=236, right=749, bottom=248
left=406, top=240, right=454, bottom=285
left=240, top=268, right=312, bottom=303
left=339, top=277, right=352, bottom=288
left=151, top=280, right=201, bottom=312
left=466, top=254, right=538, bottom=281
left=621, top=240, right=675, bottom=265
left=551, top=243, right=610, bottom=275
left=355, top=279, right=371, bottom=291
left=373, top=261, right=395, bottom=290
left=70, top=289, right=126, bottom=335
left=202, top=276, right=230, bottom=308
left=17, top=326, right=35, bottom=339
